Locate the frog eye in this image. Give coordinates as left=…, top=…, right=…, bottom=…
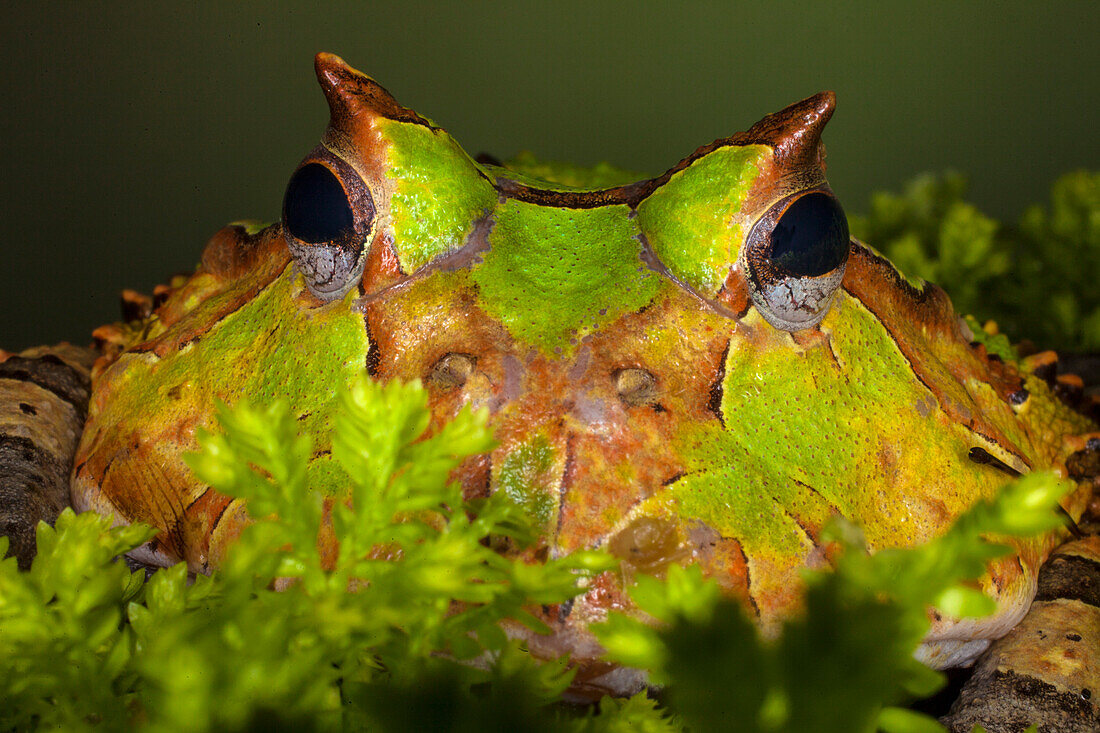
left=281, top=149, right=375, bottom=301
left=742, top=189, right=850, bottom=331
left=284, top=164, right=353, bottom=243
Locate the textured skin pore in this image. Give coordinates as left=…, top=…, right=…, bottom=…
left=0, top=345, right=94, bottom=568
left=41, top=53, right=1097, bottom=704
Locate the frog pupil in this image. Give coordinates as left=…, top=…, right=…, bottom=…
left=768, top=192, right=849, bottom=277
left=283, top=163, right=354, bottom=244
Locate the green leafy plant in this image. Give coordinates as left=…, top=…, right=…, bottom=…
left=849, top=170, right=1100, bottom=351
left=0, top=379, right=1077, bottom=731
left=0, top=511, right=153, bottom=730
left=0, top=376, right=618, bottom=731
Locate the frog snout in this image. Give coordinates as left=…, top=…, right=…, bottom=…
left=477, top=363, right=683, bottom=558
left=430, top=345, right=684, bottom=557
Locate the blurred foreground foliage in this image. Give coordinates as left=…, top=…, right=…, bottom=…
left=849, top=170, right=1100, bottom=352
left=0, top=376, right=1073, bottom=731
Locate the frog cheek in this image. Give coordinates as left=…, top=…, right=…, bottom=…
left=281, top=149, right=376, bottom=301
left=742, top=189, right=850, bottom=331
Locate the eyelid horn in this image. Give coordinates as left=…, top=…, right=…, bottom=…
left=314, top=52, right=432, bottom=130
left=741, top=90, right=835, bottom=171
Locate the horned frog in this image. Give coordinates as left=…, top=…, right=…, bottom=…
left=2, top=53, right=1098, bottom=722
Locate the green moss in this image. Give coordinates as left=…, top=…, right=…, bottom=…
left=963, top=315, right=1019, bottom=363
left=849, top=170, right=1100, bottom=351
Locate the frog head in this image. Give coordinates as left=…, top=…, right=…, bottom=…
left=73, top=54, right=1094, bottom=695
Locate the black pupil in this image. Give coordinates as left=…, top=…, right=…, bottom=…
left=283, top=163, right=354, bottom=244
left=768, top=192, right=849, bottom=277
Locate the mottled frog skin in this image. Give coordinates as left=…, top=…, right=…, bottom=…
left=50, top=55, right=1096, bottom=695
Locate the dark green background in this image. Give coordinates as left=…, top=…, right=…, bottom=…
left=2, top=2, right=1096, bottom=351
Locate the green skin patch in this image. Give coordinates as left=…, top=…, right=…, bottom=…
left=94, top=266, right=369, bottom=495
left=473, top=201, right=662, bottom=356
left=380, top=119, right=765, bottom=355
left=670, top=294, right=1013, bottom=562
left=494, top=433, right=559, bottom=533
left=636, top=145, right=768, bottom=296
left=383, top=119, right=497, bottom=274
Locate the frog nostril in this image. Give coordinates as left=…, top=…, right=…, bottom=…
left=429, top=353, right=477, bottom=390
left=614, top=368, right=658, bottom=407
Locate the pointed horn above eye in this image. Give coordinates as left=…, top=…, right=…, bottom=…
left=314, top=52, right=365, bottom=119
left=313, top=52, right=430, bottom=127
left=743, top=91, right=836, bottom=168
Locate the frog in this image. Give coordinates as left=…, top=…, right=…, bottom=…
left=2, top=52, right=1098, bottom=724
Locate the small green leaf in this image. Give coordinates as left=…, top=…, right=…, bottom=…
left=592, top=612, right=668, bottom=673
left=876, top=706, right=945, bottom=733
left=933, top=586, right=997, bottom=618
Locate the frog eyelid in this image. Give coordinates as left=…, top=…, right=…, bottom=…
left=741, top=187, right=850, bottom=331
left=281, top=146, right=376, bottom=301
